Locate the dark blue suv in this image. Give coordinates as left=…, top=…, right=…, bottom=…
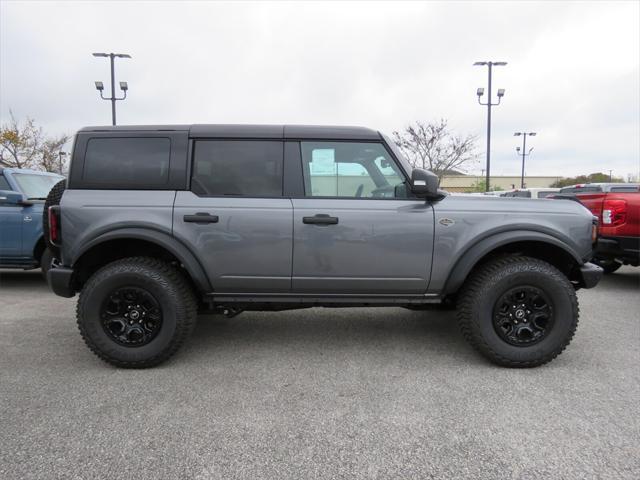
left=0, top=167, right=64, bottom=276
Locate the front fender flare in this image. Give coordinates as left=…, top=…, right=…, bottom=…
left=442, top=230, right=583, bottom=295
left=72, top=228, right=212, bottom=292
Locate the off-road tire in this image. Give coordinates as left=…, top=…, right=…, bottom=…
left=457, top=255, right=579, bottom=368
left=42, top=179, right=66, bottom=258
left=77, top=257, right=197, bottom=368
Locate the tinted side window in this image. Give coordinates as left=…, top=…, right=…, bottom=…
left=192, top=141, right=283, bottom=197
left=300, top=141, right=407, bottom=198
left=560, top=186, right=601, bottom=194
left=610, top=186, right=639, bottom=192
left=83, top=137, right=171, bottom=186
left=537, top=191, right=556, bottom=198
left=0, top=175, right=11, bottom=191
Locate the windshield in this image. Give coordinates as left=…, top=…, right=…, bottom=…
left=12, top=173, right=64, bottom=199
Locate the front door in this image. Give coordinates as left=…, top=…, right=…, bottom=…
left=173, top=139, right=292, bottom=293
left=292, top=141, right=434, bottom=294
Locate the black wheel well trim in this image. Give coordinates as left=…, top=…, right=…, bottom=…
left=33, top=236, right=46, bottom=261
left=71, top=228, right=212, bottom=292
left=442, top=230, right=584, bottom=295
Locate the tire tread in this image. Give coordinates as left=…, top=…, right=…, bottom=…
left=457, top=255, right=579, bottom=368
left=76, top=257, right=197, bottom=368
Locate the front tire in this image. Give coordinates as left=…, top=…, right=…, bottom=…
left=77, top=257, right=197, bottom=368
left=457, top=256, right=579, bottom=368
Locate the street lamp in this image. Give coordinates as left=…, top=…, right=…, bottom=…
left=92, top=52, right=131, bottom=125
left=514, top=132, right=537, bottom=188
left=474, top=61, right=507, bottom=192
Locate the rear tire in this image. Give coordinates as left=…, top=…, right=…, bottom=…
left=76, top=257, right=197, bottom=368
left=42, top=179, right=66, bottom=258
left=457, top=256, right=579, bottom=368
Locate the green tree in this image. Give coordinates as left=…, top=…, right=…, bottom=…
left=0, top=111, right=69, bottom=173
left=468, top=179, right=503, bottom=193
left=550, top=172, right=624, bottom=188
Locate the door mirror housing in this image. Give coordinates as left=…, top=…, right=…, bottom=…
left=410, top=169, right=440, bottom=198
left=0, top=190, right=32, bottom=206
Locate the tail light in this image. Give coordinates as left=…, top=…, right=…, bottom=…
left=602, top=199, right=627, bottom=226
left=48, top=206, right=61, bottom=245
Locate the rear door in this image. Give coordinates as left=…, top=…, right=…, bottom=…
left=173, top=139, right=293, bottom=293
left=0, top=174, right=22, bottom=257
left=291, top=141, right=434, bottom=294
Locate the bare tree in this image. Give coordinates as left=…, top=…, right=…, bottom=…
left=40, top=137, right=70, bottom=174
left=393, top=120, right=479, bottom=180
left=0, top=111, right=69, bottom=172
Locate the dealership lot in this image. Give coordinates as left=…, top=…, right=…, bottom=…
left=1, top=268, right=638, bottom=479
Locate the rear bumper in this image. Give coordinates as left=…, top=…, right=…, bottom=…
left=578, top=262, right=603, bottom=289
left=47, top=266, right=75, bottom=298
left=596, top=236, right=640, bottom=265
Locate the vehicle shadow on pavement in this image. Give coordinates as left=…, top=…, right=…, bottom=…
left=0, top=270, right=47, bottom=292
left=183, top=308, right=474, bottom=366
left=599, top=269, right=640, bottom=291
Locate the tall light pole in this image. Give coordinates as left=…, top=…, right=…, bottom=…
left=92, top=52, right=131, bottom=125
left=514, top=132, right=536, bottom=188
left=475, top=61, right=507, bottom=192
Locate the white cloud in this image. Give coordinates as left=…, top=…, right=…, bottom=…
left=1, top=0, right=638, bottom=178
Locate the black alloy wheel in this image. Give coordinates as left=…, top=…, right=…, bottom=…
left=493, top=286, right=554, bottom=346
left=101, top=286, right=163, bottom=346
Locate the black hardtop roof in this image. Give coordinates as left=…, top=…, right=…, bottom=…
left=79, top=124, right=382, bottom=140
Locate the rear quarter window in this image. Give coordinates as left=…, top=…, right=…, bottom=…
left=83, top=137, right=171, bottom=186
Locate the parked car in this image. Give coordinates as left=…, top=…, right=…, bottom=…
left=501, top=188, right=560, bottom=199
left=556, top=183, right=639, bottom=273
left=44, top=124, right=602, bottom=368
left=0, top=167, right=63, bottom=276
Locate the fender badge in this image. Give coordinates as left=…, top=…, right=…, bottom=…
left=439, top=218, right=455, bottom=227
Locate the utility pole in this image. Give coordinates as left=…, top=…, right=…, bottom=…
left=514, top=132, right=537, bottom=188
left=92, top=52, right=131, bottom=125
left=475, top=61, right=507, bottom=192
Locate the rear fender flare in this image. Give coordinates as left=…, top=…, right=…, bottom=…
left=72, top=228, right=212, bottom=292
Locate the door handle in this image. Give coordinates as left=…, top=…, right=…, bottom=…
left=303, top=214, right=339, bottom=225
left=183, top=213, right=219, bottom=224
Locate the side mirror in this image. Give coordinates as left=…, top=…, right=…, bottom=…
left=410, top=169, right=439, bottom=198
left=0, top=190, right=32, bottom=206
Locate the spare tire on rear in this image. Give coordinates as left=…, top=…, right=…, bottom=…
left=43, top=179, right=66, bottom=258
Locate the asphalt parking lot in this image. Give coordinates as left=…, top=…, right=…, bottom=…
left=1, top=267, right=638, bottom=479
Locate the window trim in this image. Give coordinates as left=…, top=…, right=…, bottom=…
left=298, top=139, right=418, bottom=201
left=69, top=131, right=188, bottom=190
left=189, top=138, right=286, bottom=199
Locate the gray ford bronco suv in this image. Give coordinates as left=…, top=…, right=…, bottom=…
left=45, top=125, right=602, bottom=368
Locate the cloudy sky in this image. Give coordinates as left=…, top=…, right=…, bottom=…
left=1, top=0, right=638, bottom=178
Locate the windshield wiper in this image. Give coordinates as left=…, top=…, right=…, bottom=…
left=28, top=197, right=47, bottom=200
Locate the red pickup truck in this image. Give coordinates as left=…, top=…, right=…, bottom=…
left=558, top=183, right=640, bottom=273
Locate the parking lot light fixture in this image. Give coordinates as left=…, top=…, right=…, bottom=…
left=474, top=60, right=507, bottom=192
left=514, top=131, right=537, bottom=188
left=92, top=52, right=131, bottom=126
